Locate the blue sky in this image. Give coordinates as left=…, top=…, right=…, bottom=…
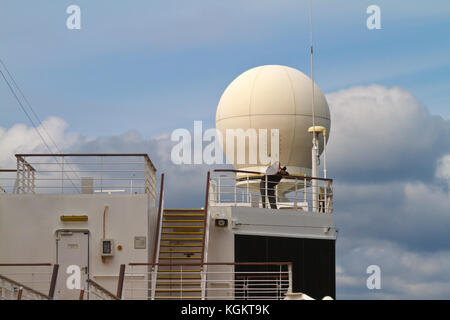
left=1, top=1, right=450, bottom=300
left=1, top=1, right=449, bottom=137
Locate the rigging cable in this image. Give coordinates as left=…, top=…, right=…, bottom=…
left=0, top=58, right=81, bottom=193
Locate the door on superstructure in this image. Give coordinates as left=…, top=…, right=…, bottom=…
left=56, top=230, right=89, bottom=300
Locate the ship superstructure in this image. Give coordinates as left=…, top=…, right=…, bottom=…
left=0, top=65, right=336, bottom=300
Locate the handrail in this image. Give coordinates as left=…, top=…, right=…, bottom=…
left=125, top=261, right=292, bottom=300
left=0, top=263, right=57, bottom=299
left=86, top=279, right=120, bottom=300
left=15, top=156, right=36, bottom=172
left=150, top=173, right=164, bottom=300
left=152, top=173, right=165, bottom=265
left=48, top=264, right=59, bottom=298
left=129, top=262, right=292, bottom=267
left=213, top=169, right=333, bottom=182
left=16, top=153, right=157, bottom=172
left=7, top=154, right=158, bottom=195
left=201, top=172, right=211, bottom=300
left=0, top=273, right=51, bottom=300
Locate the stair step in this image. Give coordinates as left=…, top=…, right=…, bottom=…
left=163, top=214, right=205, bottom=217
left=161, top=231, right=203, bottom=235
left=164, top=209, right=204, bottom=211
left=159, top=250, right=202, bottom=253
left=157, top=283, right=201, bottom=286
left=162, top=232, right=203, bottom=235
left=156, top=289, right=202, bottom=292
left=154, top=208, right=206, bottom=299
left=157, top=276, right=201, bottom=280
left=156, top=270, right=202, bottom=273
left=161, top=238, right=203, bottom=241
left=160, top=244, right=203, bottom=247
left=163, top=220, right=204, bottom=223
left=159, top=257, right=201, bottom=260
left=155, top=296, right=201, bottom=299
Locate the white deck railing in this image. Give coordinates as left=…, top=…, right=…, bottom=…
left=124, top=262, right=292, bottom=300
left=82, top=279, right=120, bottom=300
left=0, top=264, right=58, bottom=300
left=210, top=170, right=333, bottom=213
left=0, top=154, right=157, bottom=199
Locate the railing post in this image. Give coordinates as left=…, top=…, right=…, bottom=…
left=150, top=266, right=157, bottom=300
left=328, top=180, right=333, bottom=214
left=17, top=287, right=23, bottom=300
left=288, top=263, right=293, bottom=294
left=31, top=170, right=35, bottom=194
left=201, top=266, right=206, bottom=300
left=61, top=156, right=64, bottom=194
left=150, top=173, right=165, bottom=300
left=246, top=176, right=250, bottom=203
left=264, top=175, right=268, bottom=208
left=144, top=159, right=150, bottom=194
left=19, top=158, right=24, bottom=194
left=218, top=175, right=221, bottom=203
left=48, top=264, right=59, bottom=299
left=117, top=264, right=126, bottom=299
left=100, top=156, right=103, bottom=192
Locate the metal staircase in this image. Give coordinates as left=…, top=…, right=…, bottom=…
left=153, top=208, right=206, bottom=299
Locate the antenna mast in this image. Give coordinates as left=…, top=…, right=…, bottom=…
left=309, top=0, right=320, bottom=212
left=309, top=0, right=316, bottom=130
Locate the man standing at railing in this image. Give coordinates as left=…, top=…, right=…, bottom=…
left=260, top=162, right=289, bottom=209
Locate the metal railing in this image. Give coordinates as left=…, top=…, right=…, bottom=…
left=77, top=265, right=125, bottom=300
left=124, top=262, right=292, bottom=300
left=0, top=274, right=51, bottom=300
left=0, top=154, right=157, bottom=199
left=0, top=263, right=59, bottom=300
left=209, top=169, right=333, bottom=213
left=81, top=279, right=120, bottom=300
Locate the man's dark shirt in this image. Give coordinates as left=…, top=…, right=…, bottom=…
left=265, top=170, right=289, bottom=186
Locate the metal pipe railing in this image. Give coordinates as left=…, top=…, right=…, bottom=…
left=209, top=169, right=333, bottom=213
left=0, top=263, right=57, bottom=299
left=0, top=274, right=51, bottom=300
left=124, top=262, right=292, bottom=300
left=0, top=154, right=157, bottom=196
left=86, top=279, right=120, bottom=300
left=116, top=264, right=126, bottom=299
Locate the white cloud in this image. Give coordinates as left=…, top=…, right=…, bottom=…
left=436, top=155, right=450, bottom=185
left=326, top=85, right=450, bottom=181
left=0, top=117, right=79, bottom=168
left=337, top=237, right=450, bottom=299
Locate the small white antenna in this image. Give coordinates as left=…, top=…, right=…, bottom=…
left=309, top=0, right=320, bottom=211
left=309, top=0, right=316, bottom=130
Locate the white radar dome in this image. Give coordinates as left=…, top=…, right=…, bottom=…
left=216, top=65, right=331, bottom=177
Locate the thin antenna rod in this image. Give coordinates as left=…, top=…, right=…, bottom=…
left=309, top=0, right=316, bottom=130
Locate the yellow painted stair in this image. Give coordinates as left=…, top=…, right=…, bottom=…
left=154, top=208, right=206, bottom=299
